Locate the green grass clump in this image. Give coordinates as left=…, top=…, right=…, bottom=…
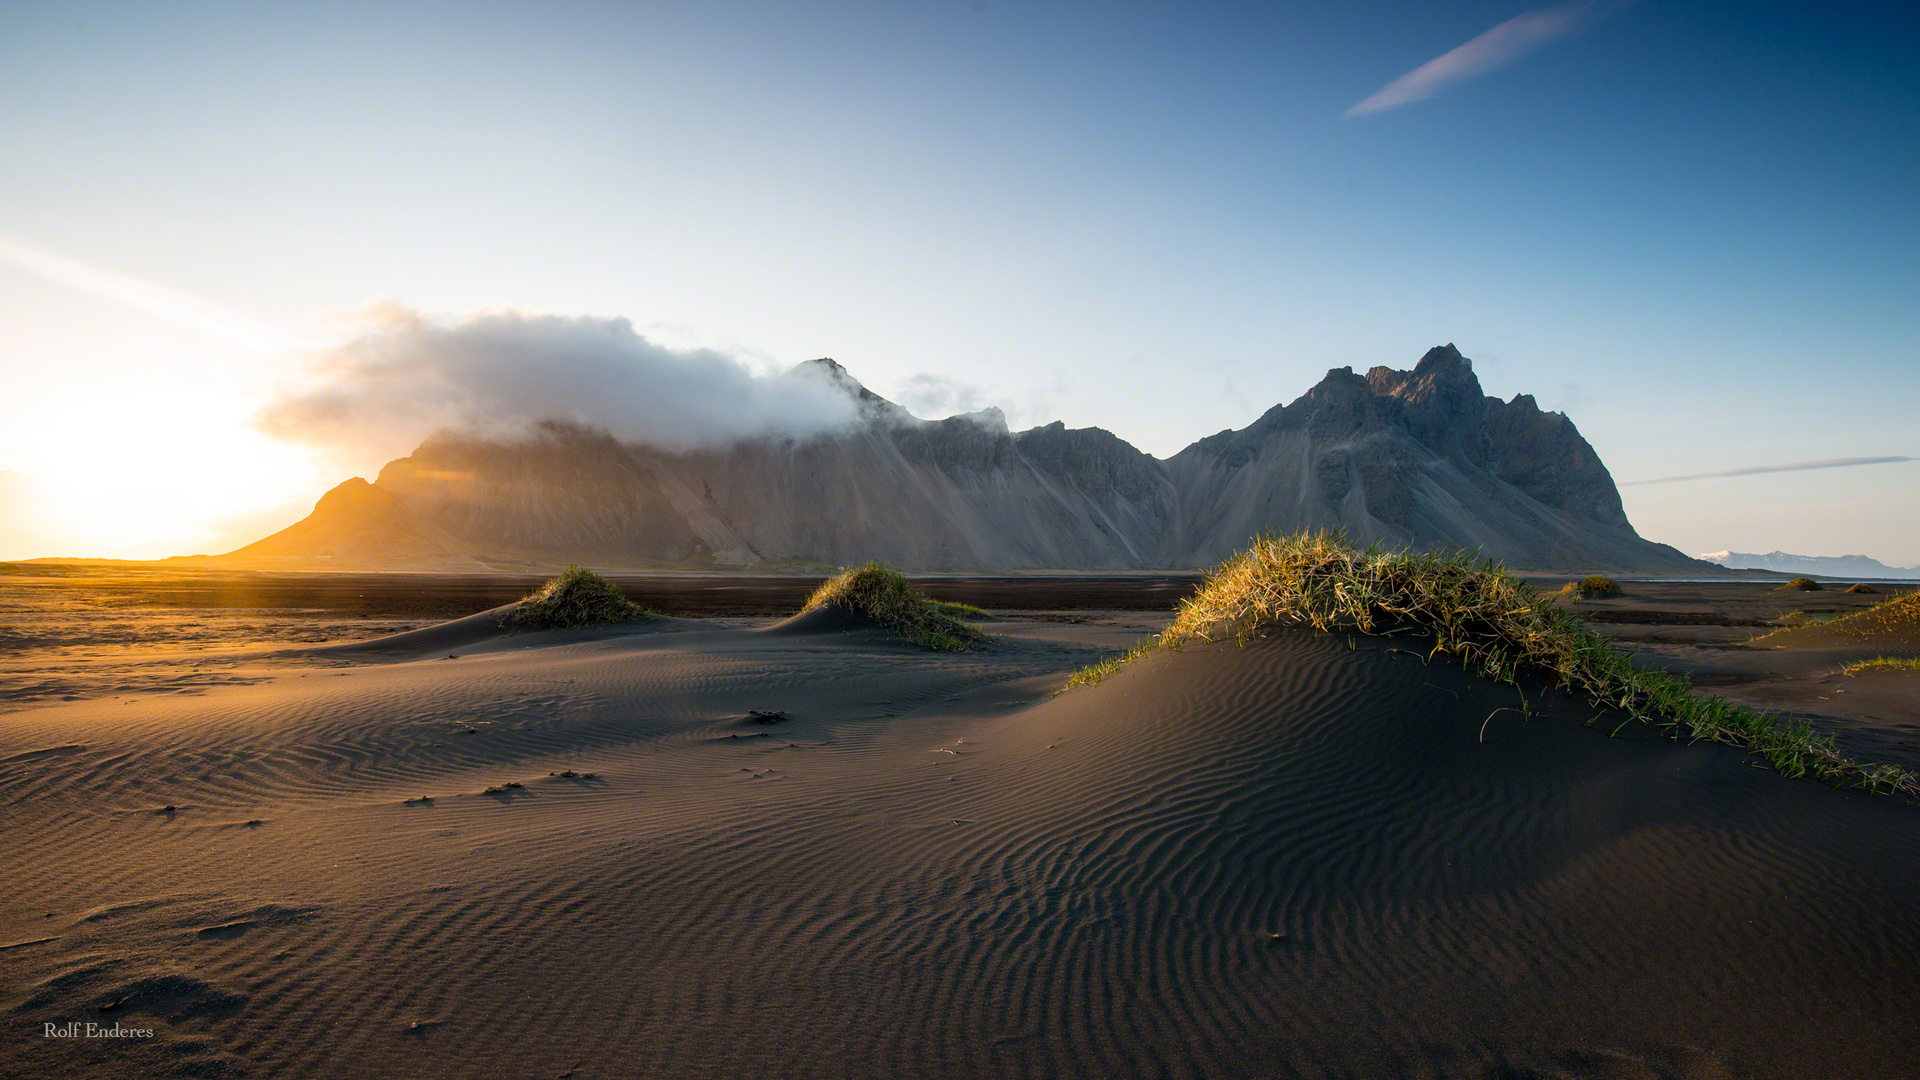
left=803, top=562, right=987, bottom=651
left=1842, top=656, right=1920, bottom=675
left=1779, top=577, right=1824, bottom=591
left=1555, top=574, right=1622, bottom=601
left=1067, top=531, right=1917, bottom=796
left=1577, top=574, right=1623, bottom=598
left=502, top=566, right=654, bottom=630
left=930, top=599, right=990, bottom=619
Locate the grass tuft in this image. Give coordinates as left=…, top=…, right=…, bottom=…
left=501, top=566, right=655, bottom=630
left=803, top=562, right=987, bottom=651
left=1846, top=583, right=1879, bottom=594
left=1556, top=574, right=1623, bottom=601
left=1778, top=577, right=1824, bottom=591
left=1066, top=531, right=1917, bottom=797
left=1064, top=641, right=1159, bottom=690
left=1842, top=656, right=1920, bottom=675
left=1579, top=574, right=1623, bottom=598
left=930, top=599, right=990, bottom=619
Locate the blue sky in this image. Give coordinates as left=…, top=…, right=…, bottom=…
left=1, top=1, right=1916, bottom=561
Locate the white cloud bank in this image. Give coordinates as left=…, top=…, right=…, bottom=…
left=262, top=306, right=863, bottom=456
left=1344, top=1, right=1622, bottom=118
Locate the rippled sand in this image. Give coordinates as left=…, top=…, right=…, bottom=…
left=2, top=576, right=1917, bottom=1078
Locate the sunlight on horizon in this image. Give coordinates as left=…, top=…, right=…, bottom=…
left=4, top=384, right=328, bottom=561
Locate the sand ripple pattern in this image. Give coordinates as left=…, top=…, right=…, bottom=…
left=2, top=628, right=1916, bottom=1078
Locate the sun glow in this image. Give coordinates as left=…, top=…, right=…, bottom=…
left=0, top=234, right=341, bottom=561
left=9, top=388, right=326, bottom=559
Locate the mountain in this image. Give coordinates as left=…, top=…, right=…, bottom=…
left=204, top=477, right=488, bottom=569
left=370, top=372, right=1176, bottom=571
left=1157, top=346, right=1663, bottom=568
left=205, top=347, right=1701, bottom=573
left=1698, top=550, right=1920, bottom=580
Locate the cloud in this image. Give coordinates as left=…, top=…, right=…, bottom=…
left=261, top=308, right=863, bottom=456
left=0, top=231, right=308, bottom=353
left=1623, top=455, right=1917, bottom=486
left=1344, top=1, right=1623, bottom=118
left=895, top=373, right=988, bottom=419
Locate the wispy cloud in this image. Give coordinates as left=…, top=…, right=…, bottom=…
left=1344, top=1, right=1622, bottom=118
left=1623, top=456, right=1917, bottom=486
left=0, top=231, right=308, bottom=353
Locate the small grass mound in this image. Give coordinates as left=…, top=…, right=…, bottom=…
left=802, top=562, right=987, bottom=651
left=501, top=567, right=654, bottom=630
left=1066, top=531, right=1916, bottom=796
left=1558, top=574, right=1623, bottom=601
left=1778, top=577, right=1824, bottom=591
left=1846, top=583, right=1879, bottom=594
left=1842, top=656, right=1920, bottom=675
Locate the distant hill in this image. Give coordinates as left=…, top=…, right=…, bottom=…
left=1698, top=550, right=1920, bottom=580
left=201, top=345, right=1704, bottom=573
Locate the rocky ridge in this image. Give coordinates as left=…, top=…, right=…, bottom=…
left=209, top=348, right=1701, bottom=573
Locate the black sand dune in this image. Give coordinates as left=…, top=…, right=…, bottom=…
left=760, top=601, right=885, bottom=637
left=2, top=614, right=1915, bottom=1078
left=319, top=601, right=700, bottom=662
left=1766, top=595, right=1920, bottom=657
left=984, top=633, right=1920, bottom=1076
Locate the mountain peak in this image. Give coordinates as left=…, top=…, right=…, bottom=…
left=790, top=356, right=900, bottom=415
left=1414, top=342, right=1467, bottom=373
left=798, top=356, right=848, bottom=376
left=313, top=476, right=392, bottom=511
left=1370, top=344, right=1482, bottom=403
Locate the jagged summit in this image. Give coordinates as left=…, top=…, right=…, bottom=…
left=209, top=346, right=1699, bottom=573
left=1154, top=347, right=1661, bottom=568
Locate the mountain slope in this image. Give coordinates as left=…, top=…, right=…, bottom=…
left=210, top=477, right=482, bottom=568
